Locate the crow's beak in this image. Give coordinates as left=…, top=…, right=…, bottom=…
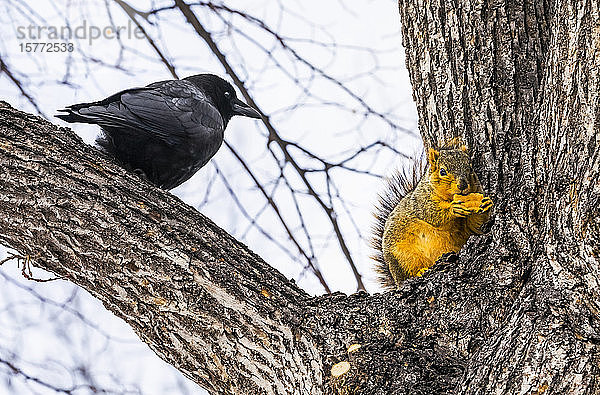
left=232, top=98, right=261, bottom=119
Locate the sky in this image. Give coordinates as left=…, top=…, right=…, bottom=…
left=0, top=0, right=419, bottom=393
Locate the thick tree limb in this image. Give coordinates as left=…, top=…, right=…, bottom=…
left=0, top=103, right=321, bottom=393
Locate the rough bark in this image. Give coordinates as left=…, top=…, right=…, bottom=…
left=0, top=0, right=599, bottom=393
left=0, top=104, right=321, bottom=394
left=398, top=0, right=600, bottom=393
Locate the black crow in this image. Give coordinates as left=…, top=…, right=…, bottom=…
left=56, top=74, right=261, bottom=190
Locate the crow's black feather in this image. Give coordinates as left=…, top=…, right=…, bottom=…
left=56, top=74, right=260, bottom=190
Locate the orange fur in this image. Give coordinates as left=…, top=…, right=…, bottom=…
left=376, top=146, right=493, bottom=288
left=390, top=218, right=468, bottom=278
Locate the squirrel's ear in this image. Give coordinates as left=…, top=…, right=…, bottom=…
left=427, top=148, right=439, bottom=169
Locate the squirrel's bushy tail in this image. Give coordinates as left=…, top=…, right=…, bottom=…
left=370, top=154, right=426, bottom=290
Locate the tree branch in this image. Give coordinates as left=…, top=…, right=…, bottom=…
left=173, top=0, right=367, bottom=291
left=0, top=102, right=321, bottom=394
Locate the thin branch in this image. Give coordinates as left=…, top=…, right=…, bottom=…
left=114, top=0, right=178, bottom=79
left=0, top=57, right=45, bottom=116
left=174, top=0, right=366, bottom=291
left=224, top=141, right=332, bottom=293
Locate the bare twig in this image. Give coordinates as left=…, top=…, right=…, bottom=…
left=174, top=0, right=366, bottom=291
left=114, top=0, right=179, bottom=79
left=0, top=57, right=45, bottom=116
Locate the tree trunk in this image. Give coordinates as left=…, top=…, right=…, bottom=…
left=0, top=0, right=599, bottom=393
left=398, top=0, right=600, bottom=393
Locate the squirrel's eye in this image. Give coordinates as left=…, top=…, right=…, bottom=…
left=224, top=91, right=231, bottom=98
left=439, top=168, right=447, bottom=176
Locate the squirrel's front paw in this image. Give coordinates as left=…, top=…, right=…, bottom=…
left=452, top=193, right=491, bottom=217
left=451, top=200, right=473, bottom=217
left=477, top=196, right=494, bottom=213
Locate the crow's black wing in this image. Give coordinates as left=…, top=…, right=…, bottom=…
left=59, top=80, right=224, bottom=146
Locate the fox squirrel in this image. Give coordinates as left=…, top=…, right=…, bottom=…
left=371, top=141, right=493, bottom=289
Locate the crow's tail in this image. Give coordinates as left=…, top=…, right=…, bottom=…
left=55, top=108, right=88, bottom=123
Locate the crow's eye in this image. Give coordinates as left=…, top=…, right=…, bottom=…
left=439, top=168, right=447, bottom=176
left=224, top=91, right=231, bottom=98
